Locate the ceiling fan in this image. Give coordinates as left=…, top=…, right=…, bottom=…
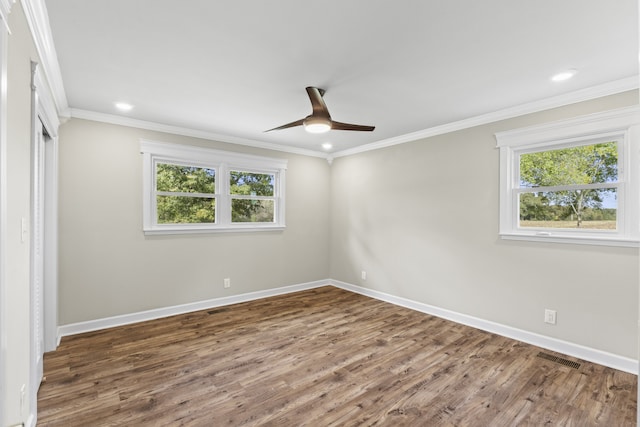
left=265, top=87, right=375, bottom=134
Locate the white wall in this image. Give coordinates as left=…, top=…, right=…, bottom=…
left=330, top=91, right=639, bottom=359
left=2, top=2, right=41, bottom=425
left=57, top=119, right=331, bottom=324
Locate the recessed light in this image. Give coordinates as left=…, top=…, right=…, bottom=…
left=551, top=69, right=577, bottom=82
left=322, top=142, right=333, bottom=150
left=114, top=102, right=134, bottom=112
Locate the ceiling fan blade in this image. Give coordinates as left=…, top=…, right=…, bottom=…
left=267, top=87, right=375, bottom=133
left=330, top=121, right=375, bottom=132
left=264, top=118, right=305, bottom=132
left=305, top=87, right=330, bottom=118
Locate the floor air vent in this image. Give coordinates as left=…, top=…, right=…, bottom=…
left=536, top=352, right=581, bottom=369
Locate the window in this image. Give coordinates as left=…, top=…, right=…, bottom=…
left=229, top=170, right=277, bottom=223
left=518, top=139, right=619, bottom=230
left=156, top=163, right=217, bottom=224
left=141, top=140, right=287, bottom=234
left=496, top=106, right=640, bottom=247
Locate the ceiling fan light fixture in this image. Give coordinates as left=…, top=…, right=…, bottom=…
left=303, top=116, right=331, bottom=134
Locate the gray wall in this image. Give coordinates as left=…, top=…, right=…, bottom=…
left=58, top=119, right=331, bottom=324
left=330, top=91, right=639, bottom=359
left=57, top=91, right=638, bottom=362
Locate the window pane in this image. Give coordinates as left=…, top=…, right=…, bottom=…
left=157, top=196, right=215, bottom=224
left=519, top=189, right=616, bottom=230
left=520, top=141, right=617, bottom=188
left=156, top=163, right=215, bottom=193
left=231, top=199, right=274, bottom=223
left=230, top=171, right=274, bottom=196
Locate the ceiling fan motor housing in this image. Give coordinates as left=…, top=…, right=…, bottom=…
left=303, top=115, right=331, bottom=133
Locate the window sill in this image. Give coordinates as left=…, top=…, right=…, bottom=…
left=499, top=232, right=639, bottom=248
left=143, top=225, right=286, bottom=236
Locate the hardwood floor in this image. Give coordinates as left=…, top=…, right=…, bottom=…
left=38, top=286, right=636, bottom=426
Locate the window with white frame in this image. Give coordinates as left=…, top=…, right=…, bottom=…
left=496, top=106, right=640, bottom=247
left=141, top=140, right=287, bottom=234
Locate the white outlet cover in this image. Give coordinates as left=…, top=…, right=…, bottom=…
left=544, top=309, right=557, bottom=324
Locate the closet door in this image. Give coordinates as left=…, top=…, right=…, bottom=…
left=31, top=120, right=45, bottom=394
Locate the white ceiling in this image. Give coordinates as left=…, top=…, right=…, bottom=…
left=44, top=0, right=638, bottom=156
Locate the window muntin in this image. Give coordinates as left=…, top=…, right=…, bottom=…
left=516, top=140, right=619, bottom=232
left=495, top=106, right=640, bottom=247
left=141, top=140, right=287, bottom=234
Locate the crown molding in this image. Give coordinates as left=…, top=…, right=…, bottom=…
left=0, top=0, right=14, bottom=17
left=70, top=108, right=329, bottom=159
left=21, top=0, right=69, bottom=118
left=0, top=0, right=14, bottom=32
left=71, top=75, right=638, bottom=162
left=16, top=0, right=638, bottom=160
left=332, top=76, right=639, bottom=158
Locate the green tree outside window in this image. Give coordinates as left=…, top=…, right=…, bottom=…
left=156, top=163, right=216, bottom=224
left=230, top=171, right=276, bottom=223
left=519, top=142, right=617, bottom=229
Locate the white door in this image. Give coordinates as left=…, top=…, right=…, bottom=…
left=31, top=121, right=45, bottom=394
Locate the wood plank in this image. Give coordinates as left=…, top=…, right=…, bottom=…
left=38, top=286, right=637, bottom=426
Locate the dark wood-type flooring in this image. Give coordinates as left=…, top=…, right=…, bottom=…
left=38, top=286, right=637, bottom=426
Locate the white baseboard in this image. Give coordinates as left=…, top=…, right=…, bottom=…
left=57, top=280, right=330, bottom=338
left=57, top=278, right=638, bottom=375
left=330, top=279, right=638, bottom=375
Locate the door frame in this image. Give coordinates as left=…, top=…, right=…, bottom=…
left=29, top=60, right=60, bottom=425
left=0, top=4, right=10, bottom=422
left=31, top=61, right=59, bottom=353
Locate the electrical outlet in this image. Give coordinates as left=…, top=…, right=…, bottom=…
left=544, top=309, right=557, bottom=325
left=361, top=270, right=367, bottom=280
left=223, top=278, right=231, bottom=288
